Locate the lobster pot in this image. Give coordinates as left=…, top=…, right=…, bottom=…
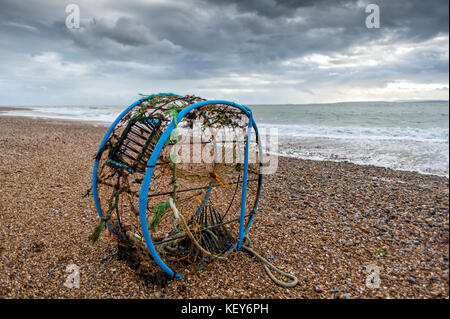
left=92, top=93, right=263, bottom=277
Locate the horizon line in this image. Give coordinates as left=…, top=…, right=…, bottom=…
left=0, top=99, right=448, bottom=108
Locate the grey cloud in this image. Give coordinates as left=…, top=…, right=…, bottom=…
left=0, top=0, right=448, bottom=105
left=93, top=17, right=153, bottom=47
left=203, top=0, right=347, bottom=18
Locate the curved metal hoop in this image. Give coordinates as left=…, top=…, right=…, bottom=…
left=92, top=93, right=182, bottom=234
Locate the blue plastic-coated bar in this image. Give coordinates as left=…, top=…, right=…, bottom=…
left=138, top=100, right=259, bottom=278
left=236, top=111, right=253, bottom=250
left=92, top=93, right=182, bottom=232
left=242, top=121, right=263, bottom=237
left=92, top=99, right=143, bottom=235
left=195, top=186, right=213, bottom=216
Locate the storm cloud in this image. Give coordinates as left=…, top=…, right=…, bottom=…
left=0, top=0, right=448, bottom=105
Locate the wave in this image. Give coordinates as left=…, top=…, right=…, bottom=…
left=258, top=123, right=449, bottom=143
left=2, top=106, right=120, bottom=123
left=261, top=127, right=449, bottom=177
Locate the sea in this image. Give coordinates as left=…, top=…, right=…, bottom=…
left=1, top=101, right=448, bottom=177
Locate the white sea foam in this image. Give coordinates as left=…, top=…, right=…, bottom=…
left=274, top=136, right=448, bottom=177
left=258, top=123, right=449, bottom=143
left=254, top=102, right=449, bottom=177
left=1, top=105, right=120, bottom=123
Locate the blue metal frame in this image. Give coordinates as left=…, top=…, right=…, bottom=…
left=92, top=95, right=263, bottom=278
left=236, top=111, right=253, bottom=250
left=92, top=93, right=182, bottom=234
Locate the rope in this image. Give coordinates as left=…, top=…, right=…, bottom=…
left=160, top=236, right=184, bottom=253
left=241, top=236, right=299, bottom=288
left=168, top=199, right=298, bottom=287
left=169, top=198, right=227, bottom=261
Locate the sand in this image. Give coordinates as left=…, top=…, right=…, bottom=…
left=0, top=116, right=448, bottom=298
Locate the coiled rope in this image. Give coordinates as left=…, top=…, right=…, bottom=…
left=241, top=236, right=298, bottom=288
left=168, top=198, right=299, bottom=288
left=169, top=198, right=227, bottom=261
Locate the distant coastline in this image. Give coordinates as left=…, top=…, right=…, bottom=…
left=1, top=99, right=449, bottom=108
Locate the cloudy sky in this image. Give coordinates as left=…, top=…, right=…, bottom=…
left=0, top=0, right=448, bottom=105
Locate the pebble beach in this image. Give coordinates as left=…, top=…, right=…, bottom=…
left=0, top=115, right=448, bottom=299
